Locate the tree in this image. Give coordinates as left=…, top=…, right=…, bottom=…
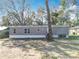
left=50, top=10, right=59, bottom=25
left=36, top=6, right=46, bottom=25
left=37, top=7, right=44, bottom=25
left=52, top=0, right=66, bottom=25
left=45, top=0, right=53, bottom=41
left=2, top=0, right=33, bottom=26
left=72, top=0, right=77, bottom=5
left=58, top=0, right=71, bottom=25
left=61, top=0, right=66, bottom=10
left=2, top=16, right=9, bottom=26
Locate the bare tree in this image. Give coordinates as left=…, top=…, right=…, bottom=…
left=3, top=0, right=33, bottom=26
left=45, top=0, right=53, bottom=41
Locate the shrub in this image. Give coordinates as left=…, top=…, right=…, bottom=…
left=0, top=28, right=9, bottom=39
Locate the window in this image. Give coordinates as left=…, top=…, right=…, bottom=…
left=28, top=29, right=30, bottom=33
left=24, top=29, right=27, bottom=33
left=37, top=29, right=40, bottom=31
left=24, top=28, right=30, bottom=33
left=14, top=29, right=16, bottom=33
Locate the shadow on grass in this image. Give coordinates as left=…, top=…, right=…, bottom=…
left=1, top=38, right=79, bottom=58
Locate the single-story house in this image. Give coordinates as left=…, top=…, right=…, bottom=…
left=9, top=25, right=69, bottom=38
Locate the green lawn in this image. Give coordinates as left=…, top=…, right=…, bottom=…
left=54, top=35, right=79, bottom=40
left=66, top=35, right=79, bottom=40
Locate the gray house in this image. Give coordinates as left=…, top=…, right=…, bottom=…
left=9, top=25, right=69, bottom=38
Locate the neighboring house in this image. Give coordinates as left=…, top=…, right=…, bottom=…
left=9, top=25, right=69, bottom=38
left=69, top=26, right=79, bottom=35
left=0, top=26, right=7, bottom=31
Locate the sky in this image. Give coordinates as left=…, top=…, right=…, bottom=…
left=25, top=0, right=79, bottom=11
left=30, top=0, right=60, bottom=11
left=0, top=0, right=60, bottom=15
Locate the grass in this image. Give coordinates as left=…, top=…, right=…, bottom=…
left=66, top=35, right=79, bottom=40
left=53, top=35, right=79, bottom=40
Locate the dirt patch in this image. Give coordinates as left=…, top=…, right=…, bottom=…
left=0, top=38, right=79, bottom=59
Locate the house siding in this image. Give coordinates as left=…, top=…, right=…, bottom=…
left=9, top=26, right=47, bottom=35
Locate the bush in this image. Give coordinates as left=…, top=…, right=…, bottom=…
left=0, top=28, right=9, bottom=39
left=66, top=36, right=79, bottom=40
left=59, top=34, right=66, bottom=38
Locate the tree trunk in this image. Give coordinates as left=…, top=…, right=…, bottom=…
left=45, top=0, right=52, bottom=41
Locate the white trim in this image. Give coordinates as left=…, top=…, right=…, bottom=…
left=9, top=35, right=46, bottom=38
left=9, top=35, right=68, bottom=38
left=53, top=35, right=58, bottom=38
